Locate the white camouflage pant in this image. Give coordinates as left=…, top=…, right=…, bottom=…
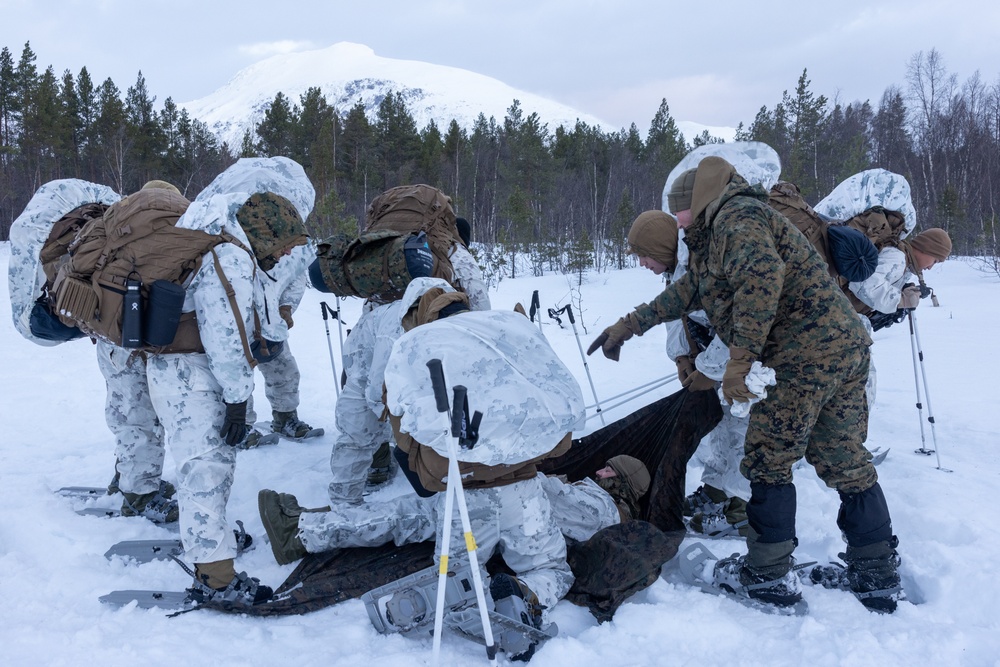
left=246, top=339, right=301, bottom=424
left=299, top=493, right=438, bottom=551
left=300, top=473, right=620, bottom=552
left=696, top=408, right=752, bottom=501
left=147, top=352, right=237, bottom=564
left=327, top=387, right=389, bottom=503
left=445, top=477, right=573, bottom=613
left=95, top=340, right=165, bottom=496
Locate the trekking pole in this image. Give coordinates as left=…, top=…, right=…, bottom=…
left=552, top=304, right=605, bottom=425
left=584, top=376, right=679, bottom=420
left=426, top=360, right=496, bottom=666
left=334, top=296, right=346, bottom=361
left=908, top=310, right=950, bottom=472
left=529, top=290, right=544, bottom=337
left=320, top=302, right=340, bottom=398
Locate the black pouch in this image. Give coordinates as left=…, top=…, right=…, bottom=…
left=393, top=445, right=435, bottom=498
left=28, top=299, right=85, bottom=342
left=143, top=280, right=185, bottom=347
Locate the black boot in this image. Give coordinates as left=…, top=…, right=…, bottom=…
left=837, top=482, right=903, bottom=613
left=840, top=536, right=903, bottom=613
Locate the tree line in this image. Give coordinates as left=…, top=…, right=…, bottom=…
left=2, top=42, right=998, bottom=274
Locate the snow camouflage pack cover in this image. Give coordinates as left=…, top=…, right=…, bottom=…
left=8, top=179, right=121, bottom=347
left=199, top=388, right=722, bottom=620
left=814, top=168, right=917, bottom=239
left=662, top=141, right=782, bottom=214
left=385, top=309, right=587, bottom=467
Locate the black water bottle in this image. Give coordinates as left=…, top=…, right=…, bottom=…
left=122, top=276, right=143, bottom=348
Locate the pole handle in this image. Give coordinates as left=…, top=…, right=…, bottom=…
left=427, top=359, right=449, bottom=413
left=565, top=304, right=575, bottom=324
left=320, top=301, right=329, bottom=321
left=451, top=385, right=467, bottom=438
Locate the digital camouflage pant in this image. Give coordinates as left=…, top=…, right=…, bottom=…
left=741, top=345, right=876, bottom=494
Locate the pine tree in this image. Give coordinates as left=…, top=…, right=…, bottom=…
left=566, top=228, right=594, bottom=286
left=0, top=47, right=16, bottom=154
left=374, top=90, right=421, bottom=189
left=644, top=99, right=688, bottom=173
left=125, top=71, right=164, bottom=187
left=256, top=91, right=296, bottom=157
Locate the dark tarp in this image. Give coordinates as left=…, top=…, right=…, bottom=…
left=226, top=387, right=722, bottom=619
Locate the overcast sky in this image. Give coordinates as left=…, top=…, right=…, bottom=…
left=3, top=0, right=999, bottom=134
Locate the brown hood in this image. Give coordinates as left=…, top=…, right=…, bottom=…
left=627, top=210, right=678, bottom=269
left=691, top=156, right=737, bottom=221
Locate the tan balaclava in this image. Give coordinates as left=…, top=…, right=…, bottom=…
left=690, top=156, right=737, bottom=221
left=141, top=179, right=181, bottom=195
left=668, top=168, right=698, bottom=213
left=907, top=228, right=953, bottom=262
left=597, top=454, right=651, bottom=522
left=627, top=211, right=679, bottom=271
left=607, top=455, right=651, bottom=498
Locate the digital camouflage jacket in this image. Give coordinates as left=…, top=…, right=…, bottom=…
left=631, top=167, right=871, bottom=367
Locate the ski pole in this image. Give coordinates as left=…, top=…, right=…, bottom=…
left=426, top=360, right=496, bottom=666
left=553, top=304, right=605, bottom=425
left=908, top=310, right=949, bottom=471
left=584, top=374, right=678, bottom=411
left=334, top=296, right=346, bottom=362
left=529, top=290, right=544, bottom=337
left=320, top=302, right=340, bottom=398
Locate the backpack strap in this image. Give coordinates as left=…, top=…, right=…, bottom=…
left=209, top=249, right=258, bottom=370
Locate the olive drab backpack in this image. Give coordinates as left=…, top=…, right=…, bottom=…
left=311, top=229, right=435, bottom=302
left=310, top=184, right=459, bottom=302
left=51, top=187, right=249, bottom=354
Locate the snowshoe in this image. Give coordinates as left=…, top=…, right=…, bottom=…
left=271, top=410, right=323, bottom=441
left=105, top=521, right=254, bottom=564
left=675, top=542, right=810, bottom=616
left=237, top=428, right=280, bottom=450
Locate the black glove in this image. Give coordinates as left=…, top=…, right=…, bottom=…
left=221, top=400, right=249, bottom=446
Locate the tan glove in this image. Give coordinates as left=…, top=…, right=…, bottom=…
left=279, top=304, right=294, bottom=329
left=897, top=284, right=921, bottom=310
left=586, top=313, right=642, bottom=362
left=682, top=370, right=716, bottom=392
left=721, top=347, right=757, bottom=404
left=675, top=355, right=696, bottom=383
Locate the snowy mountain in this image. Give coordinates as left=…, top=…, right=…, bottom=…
left=178, top=42, right=735, bottom=149
left=178, top=42, right=611, bottom=149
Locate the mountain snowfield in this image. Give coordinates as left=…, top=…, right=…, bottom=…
left=1, top=244, right=997, bottom=666
left=178, top=42, right=734, bottom=148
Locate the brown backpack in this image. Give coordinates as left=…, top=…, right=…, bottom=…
left=364, top=184, right=460, bottom=288
left=769, top=182, right=883, bottom=315
left=52, top=188, right=252, bottom=356
left=768, top=182, right=837, bottom=277
left=842, top=206, right=908, bottom=252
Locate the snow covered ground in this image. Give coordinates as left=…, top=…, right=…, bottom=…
left=1, top=243, right=997, bottom=667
